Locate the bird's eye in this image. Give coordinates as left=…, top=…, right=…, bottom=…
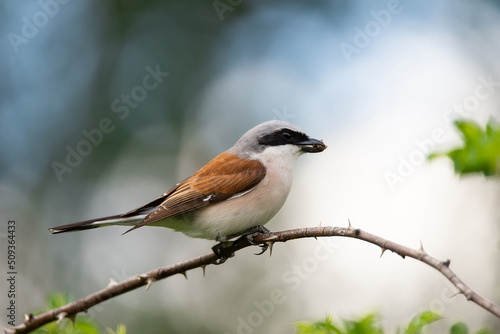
left=281, top=131, right=293, bottom=141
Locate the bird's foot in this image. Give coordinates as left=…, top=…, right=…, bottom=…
left=212, top=226, right=274, bottom=261
left=211, top=241, right=235, bottom=265
left=240, top=225, right=272, bottom=255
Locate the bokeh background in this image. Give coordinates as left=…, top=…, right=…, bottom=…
left=1, top=0, right=500, bottom=333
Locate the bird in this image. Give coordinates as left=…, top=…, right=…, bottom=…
left=49, top=120, right=327, bottom=241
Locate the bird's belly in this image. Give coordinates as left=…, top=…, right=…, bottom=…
left=194, top=191, right=287, bottom=239
left=193, top=171, right=292, bottom=239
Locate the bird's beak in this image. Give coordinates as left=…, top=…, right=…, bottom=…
left=298, top=138, right=327, bottom=153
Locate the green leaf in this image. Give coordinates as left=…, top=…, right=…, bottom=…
left=106, top=324, right=127, bottom=334
left=296, top=315, right=343, bottom=334
left=296, top=311, right=446, bottom=334
left=73, top=319, right=102, bottom=334
left=45, top=291, right=73, bottom=309
left=343, top=313, right=383, bottom=334
left=450, top=322, right=468, bottom=334
left=296, top=313, right=384, bottom=334
left=430, top=119, right=500, bottom=176
left=404, top=311, right=441, bottom=334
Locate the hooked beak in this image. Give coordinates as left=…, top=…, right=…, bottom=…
left=298, top=137, right=327, bottom=153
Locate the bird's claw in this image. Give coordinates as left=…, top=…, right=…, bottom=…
left=254, top=243, right=269, bottom=255
left=214, top=256, right=231, bottom=265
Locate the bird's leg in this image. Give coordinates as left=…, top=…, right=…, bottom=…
left=225, top=225, right=271, bottom=240
left=242, top=225, right=271, bottom=237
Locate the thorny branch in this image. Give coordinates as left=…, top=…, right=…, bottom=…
left=5, top=225, right=500, bottom=333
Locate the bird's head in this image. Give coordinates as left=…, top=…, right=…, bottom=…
left=230, top=120, right=327, bottom=161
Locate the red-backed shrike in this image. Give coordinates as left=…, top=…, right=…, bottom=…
left=50, top=120, right=326, bottom=241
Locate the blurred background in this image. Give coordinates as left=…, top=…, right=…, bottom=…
left=1, top=0, right=500, bottom=333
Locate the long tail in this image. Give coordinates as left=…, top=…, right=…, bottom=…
left=49, top=214, right=147, bottom=234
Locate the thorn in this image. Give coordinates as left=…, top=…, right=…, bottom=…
left=146, top=277, right=155, bottom=291
left=56, top=312, right=68, bottom=324
left=24, top=313, right=34, bottom=322
left=380, top=248, right=387, bottom=258
left=313, top=236, right=317, bottom=240
left=67, top=314, right=76, bottom=326
left=443, top=259, right=451, bottom=267
left=319, top=221, right=322, bottom=227
left=180, top=271, right=188, bottom=280
left=450, top=290, right=462, bottom=298
left=419, top=240, right=425, bottom=252
left=268, top=242, right=275, bottom=257
left=347, top=219, right=353, bottom=229
left=201, top=265, right=207, bottom=277
left=107, top=278, right=118, bottom=287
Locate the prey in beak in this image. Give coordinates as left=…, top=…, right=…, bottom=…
left=298, top=138, right=327, bottom=153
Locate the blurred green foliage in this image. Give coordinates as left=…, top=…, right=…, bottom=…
left=295, top=311, right=440, bottom=334
left=295, top=313, right=383, bottom=334
left=295, top=311, right=492, bottom=334
left=105, top=324, right=127, bottom=334
left=24, top=294, right=493, bottom=333
left=31, top=292, right=126, bottom=334
left=449, top=322, right=493, bottom=334
left=429, top=120, right=500, bottom=176
left=404, top=311, right=442, bottom=334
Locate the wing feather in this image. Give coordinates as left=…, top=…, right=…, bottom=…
left=124, top=153, right=266, bottom=233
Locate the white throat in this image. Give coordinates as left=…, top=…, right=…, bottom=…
left=252, top=144, right=303, bottom=171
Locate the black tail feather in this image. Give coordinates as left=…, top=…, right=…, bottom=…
left=49, top=214, right=124, bottom=234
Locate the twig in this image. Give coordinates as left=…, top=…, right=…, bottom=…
left=5, top=226, right=500, bottom=333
